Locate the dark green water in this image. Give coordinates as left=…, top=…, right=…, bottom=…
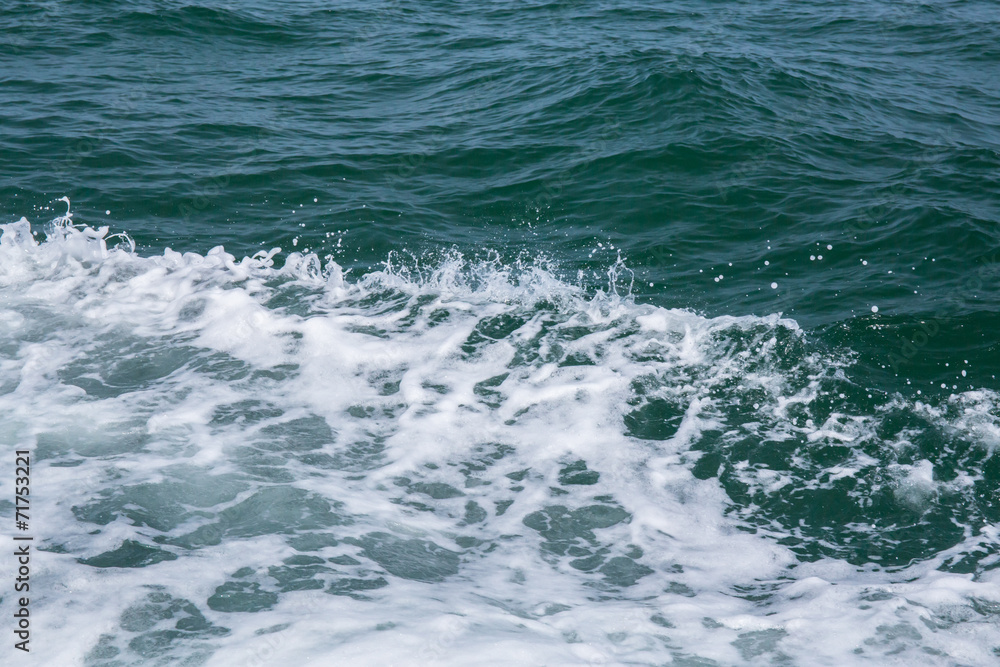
left=2, top=1, right=999, bottom=665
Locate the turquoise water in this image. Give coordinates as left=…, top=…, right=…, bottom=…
left=2, top=1, right=999, bottom=664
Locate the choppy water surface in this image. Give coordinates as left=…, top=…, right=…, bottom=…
left=1, top=1, right=999, bottom=665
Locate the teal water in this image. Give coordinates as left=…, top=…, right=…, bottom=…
left=2, top=1, right=1000, bottom=665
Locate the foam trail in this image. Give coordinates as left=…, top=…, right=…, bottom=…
left=0, top=215, right=998, bottom=666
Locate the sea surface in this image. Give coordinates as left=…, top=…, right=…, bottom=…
left=2, top=1, right=1000, bottom=665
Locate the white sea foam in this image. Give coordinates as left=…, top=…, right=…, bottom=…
left=0, top=215, right=998, bottom=666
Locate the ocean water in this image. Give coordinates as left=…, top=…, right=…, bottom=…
left=1, top=1, right=999, bottom=665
